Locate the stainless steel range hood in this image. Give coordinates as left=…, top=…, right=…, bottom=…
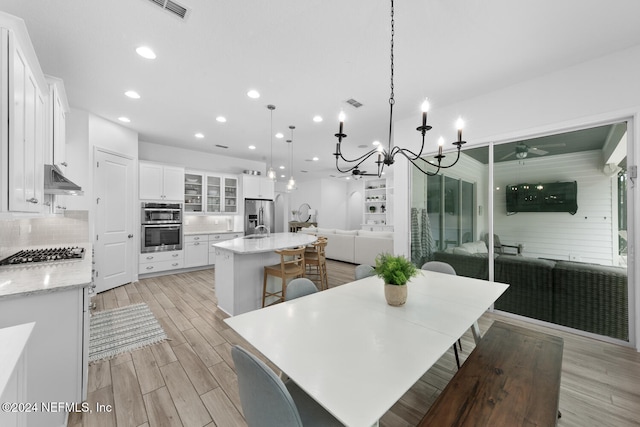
left=44, top=164, right=84, bottom=195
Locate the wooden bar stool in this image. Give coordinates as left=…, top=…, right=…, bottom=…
left=304, top=237, right=328, bottom=291
left=262, top=246, right=306, bottom=307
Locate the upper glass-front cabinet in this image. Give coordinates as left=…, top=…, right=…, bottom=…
left=184, top=173, right=203, bottom=212
left=223, top=177, right=238, bottom=213
left=185, top=171, right=237, bottom=214
left=207, top=175, right=221, bottom=213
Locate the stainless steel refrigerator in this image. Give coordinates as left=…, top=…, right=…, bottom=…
left=244, top=198, right=275, bottom=235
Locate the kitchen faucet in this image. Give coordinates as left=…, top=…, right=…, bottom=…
left=255, top=225, right=270, bottom=236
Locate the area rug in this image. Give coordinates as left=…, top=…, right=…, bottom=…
left=89, top=303, right=168, bottom=362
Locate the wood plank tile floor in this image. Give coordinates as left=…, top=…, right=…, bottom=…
left=69, top=260, right=640, bottom=427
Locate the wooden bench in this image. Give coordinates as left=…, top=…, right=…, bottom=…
left=418, top=321, right=564, bottom=427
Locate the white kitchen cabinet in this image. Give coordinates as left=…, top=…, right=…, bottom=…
left=4, top=28, right=46, bottom=213
left=0, top=286, right=88, bottom=427
left=139, top=250, right=184, bottom=275
left=242, top=175, right=275, bottom=200
left=209, top=232, right=243, bottom=265
left=184, top=172, right=204, bottom=212
left=46, top=76, right=68, bottom=169
left=184, top=234, right=209, bottom=267
left=45, top=76, right=70, bottom=213
left=223, top=176, right=238, bottom=213
left=185, top=170, right=239, bottom=214
left=139, top=161, right=184, bottom=201
left=0, top=323, right=34, bottom=427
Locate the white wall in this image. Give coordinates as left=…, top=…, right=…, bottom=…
left=289, top=180, right=322, bottom=223
left=319, top=179, right=348, bottom=229
left=139, top=141, right=265, bottom=175
left=494, top=151, right=617, bottom=265
left=65, top=110, right=139, bottom=242
left=393, top=44, right=640, bottom=348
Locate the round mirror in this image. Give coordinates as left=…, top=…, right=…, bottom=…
left=297, top=203, right=311, bottom=222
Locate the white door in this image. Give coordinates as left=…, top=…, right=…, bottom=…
left=94, top=150, right=135, bottom=293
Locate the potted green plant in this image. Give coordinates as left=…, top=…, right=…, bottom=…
left=374, top=253, right=418, bottom=306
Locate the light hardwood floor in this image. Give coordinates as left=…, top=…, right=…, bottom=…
left=68, top=260, right=640, bottom=427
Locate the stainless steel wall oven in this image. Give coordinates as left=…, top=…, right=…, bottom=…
left=141, top=202, right=183, bottom=253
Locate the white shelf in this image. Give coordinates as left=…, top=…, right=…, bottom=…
left=362, top=177, right=392, bottom=230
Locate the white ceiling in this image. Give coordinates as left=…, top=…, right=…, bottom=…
left=3, top=0, right=640, bottom=182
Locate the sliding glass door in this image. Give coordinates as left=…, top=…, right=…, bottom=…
left=411, top=121, right=631, bottom=343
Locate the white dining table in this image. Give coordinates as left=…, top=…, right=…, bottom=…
left=224, top=270, right=509, bottom=427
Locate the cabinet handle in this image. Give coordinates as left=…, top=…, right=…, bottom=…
left=146, top=256, right=154, bottom=260
left=128, top=234, right=134, bottom=238
left=214, top=235, right=220, bottom=239
left=61, top=162, right=68, bottom=167
left=172, top=253, right=179, bottom=257
left=146, top=266, right=154, bottom=270
left=194, top=242, right=200, bottom=246
left=172, top=263, right=179, bottom=266
left=56, top=205, right=67, bottom=210
left=194, top=236, right=200, bottom=240
left=27, top=197, right=38, bottom=204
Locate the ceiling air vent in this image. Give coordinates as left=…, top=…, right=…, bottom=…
left=215, top=144, right=229, bottom=149
left=346, top=98, right=363, bottom=108
left=146, top=0, right=190, bottom=20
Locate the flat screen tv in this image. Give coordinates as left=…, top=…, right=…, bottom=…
left=506, top=181, right=577, bottom=215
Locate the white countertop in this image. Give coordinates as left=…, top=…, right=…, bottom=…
left=0, top=243, right=93, bottom=300
left=183, top=230, right=243, bottom=236
left=212, top=232, right=316, bottom=254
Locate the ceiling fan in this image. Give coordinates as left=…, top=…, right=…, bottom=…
left=499, top=142, right=564, bottom=161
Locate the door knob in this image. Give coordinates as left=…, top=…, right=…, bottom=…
left=128, top=234, right=134, bottom=238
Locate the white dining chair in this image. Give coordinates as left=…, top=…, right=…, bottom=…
left=355, top=264, right=376, bottom=280
left=231, top=345, right=344, bottom=426
left=421, top=261, right=465, bottom=369
left=285, top=278, right=318, bottom=301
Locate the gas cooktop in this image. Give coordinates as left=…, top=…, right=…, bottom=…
left=0, top=246, right=85, bottom=266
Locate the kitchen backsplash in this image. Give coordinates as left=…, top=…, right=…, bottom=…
left=183, top=215, right=238, bottom=233
left=0, top=211, right=89, bottom=248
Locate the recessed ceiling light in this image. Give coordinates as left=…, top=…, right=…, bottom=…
left=216, top=116, right=227, bottom=123
left=312, top=157, right=319, bottom=161
left=125, top=90, right=140, bottom=99
left=248, top=145, right=256, bottom=150
left=280, top=174, right=286, bottom=178
left=275, top=133, right=284, bottom=139
left=313, top=115, right=323, bottom=123
left=195, top=133, right=204, bottom=139
left=118, top=117, right=131, bottom=123
left=247, top=89, right=260, bottom=99
left=136, top=46, right=156, bottom=59
left=279, top=165, right=285, bottom=170
left=372, top=140, right=380, bottom=146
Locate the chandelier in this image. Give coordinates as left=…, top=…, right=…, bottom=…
left=333, top=0, right=467, bottom=178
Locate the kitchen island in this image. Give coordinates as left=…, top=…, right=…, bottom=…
left=212, top=232, right=316, bottom=315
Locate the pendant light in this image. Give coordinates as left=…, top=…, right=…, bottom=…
left=267, top=105, right=277, bottom=181
left=286, top=125, right=296, bottom=192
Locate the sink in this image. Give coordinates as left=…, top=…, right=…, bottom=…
left=243, top=234, right=268, bottom=239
